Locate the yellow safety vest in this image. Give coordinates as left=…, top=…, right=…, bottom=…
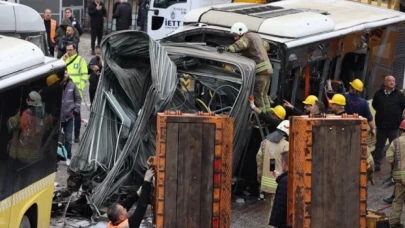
left=64, top=53, right=88, bottom=98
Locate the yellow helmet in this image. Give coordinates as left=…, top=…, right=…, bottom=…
left=330, top=94, right=346, bottom=106
left=349, top=79, right=363, bottom=92
left=302, top=95, right=318, bottom=105
left=271, top=105, right=286, bottom=120
left=46, top=74, right=59, bottom=86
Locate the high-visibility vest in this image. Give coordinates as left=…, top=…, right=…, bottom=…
left=107, top=219, right=129, bottom=228
left=43, top=19, right=57, bottom=44
left=64, top=54, right=88, bottom=98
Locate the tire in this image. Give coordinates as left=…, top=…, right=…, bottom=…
left=19, top=215, right=31, bottom=228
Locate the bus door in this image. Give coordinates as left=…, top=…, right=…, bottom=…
left=147, top=0, right=192, bottom=40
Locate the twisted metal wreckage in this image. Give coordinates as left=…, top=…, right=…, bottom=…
left=58, top=31, right=256, bottom=218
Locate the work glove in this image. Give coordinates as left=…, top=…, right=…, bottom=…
left=216, top=45, right=226, bottom=53
left=248, top=95, right=255, bottom=110
left=144, top=167, right=155, bottom=183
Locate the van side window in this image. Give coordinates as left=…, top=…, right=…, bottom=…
left=0, top=71, right=63, bottom=200
left=153, top=0, right=187, bottom=8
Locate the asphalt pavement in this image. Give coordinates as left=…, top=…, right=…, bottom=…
left=50, top=33, right=401, bottom=228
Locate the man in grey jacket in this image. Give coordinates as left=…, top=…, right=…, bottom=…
left=61, top=70, right=81, bottom=166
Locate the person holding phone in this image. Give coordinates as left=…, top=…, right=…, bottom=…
left=256, top=120, right=289, bottom=203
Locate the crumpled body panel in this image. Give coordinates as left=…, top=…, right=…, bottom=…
left=68, top=32, right=256, bottom=208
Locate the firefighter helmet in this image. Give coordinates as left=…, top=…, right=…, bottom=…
left=330, top=94, right=346, bottom=106
left=230, top=22, right=248, bottom=36
left=400, top=119, right=405, bottom=130
left=271, top=105, right=286, bottom=120
left=26, top=91, right=42, bottom=107
left=349, top=79, right=364, bottom=92
left=302, top=95, right=318, bottom=105
left=277, top=120, right=290, bottom=136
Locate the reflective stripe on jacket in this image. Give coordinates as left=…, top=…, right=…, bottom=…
left=386, top=135, right=405, bottom=183
left=227, top=32, right=273, bottom=74
left=63, top=53, right=88, bottom=97
left=107, top=219, right=129, bottom=228
left=256, top=137, right=289, bottom=193
left=43, top=19, right=57, bottom=44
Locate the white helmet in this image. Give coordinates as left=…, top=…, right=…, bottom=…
left=230, top=22, right=248, bottom=36
left=26, top=91, right=42, bottom=107
left=277, top=120, right=290, bottom=136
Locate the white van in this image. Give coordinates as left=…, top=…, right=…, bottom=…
left=0, top=1, right=49, bottom=55
left=147, top=0, right=234, bottom=40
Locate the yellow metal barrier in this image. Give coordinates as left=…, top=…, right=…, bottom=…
left=355, top=0, right=400, bottom=10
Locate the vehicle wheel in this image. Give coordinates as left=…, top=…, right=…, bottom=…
left=19, top=215, right=31, bottom=228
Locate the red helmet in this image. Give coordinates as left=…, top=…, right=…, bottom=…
left=401, top=120, right=405, bottom=130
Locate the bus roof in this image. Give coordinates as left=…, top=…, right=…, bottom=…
left=0, top=36, right=64, bottom=79
left=0, top=1, right=45, bottom=33
left=181, top=0, right=405, bottom=48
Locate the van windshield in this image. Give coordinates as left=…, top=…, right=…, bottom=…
left=153, top=0, right=187, bottom=8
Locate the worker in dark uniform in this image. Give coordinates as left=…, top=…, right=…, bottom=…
left=250, top=96, right=285, bottom=133
left=327, top=79, right=376, bottom=138
left=225, top=22, right=273, bottom=113
left=283, top=95, right=318, bottom=116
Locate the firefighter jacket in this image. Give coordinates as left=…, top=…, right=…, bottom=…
left=7, top=108, right=52, bottom=164
left=227, top=32, right=273, bottom=74
left=63, top=53, right=88, bottom=98
left=386, top=134, right=405, bottom=183
left=256, top=132, right=289, bottom=193
left=107, top=219, right=129, bottom=228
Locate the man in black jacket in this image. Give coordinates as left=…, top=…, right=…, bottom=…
left=372, top=75, right=405, bottom=171
left=113, top=0, right=132, bottom=31
left=88, top=0, right=107, bottom=55
left=137, top=0, right=149, bottom=31
left=269, top=151, right=289, bottom=228
left=107, top=168, right=155, bottom=228
left=65, top=8, right=83, bottom=36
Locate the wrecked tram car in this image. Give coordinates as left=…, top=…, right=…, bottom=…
left=163, top=0, right=405, bottom=114
left=67, top=31, right=256, bottom=209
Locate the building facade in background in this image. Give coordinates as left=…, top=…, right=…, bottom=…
left=5, top=0, right=140, bottom=32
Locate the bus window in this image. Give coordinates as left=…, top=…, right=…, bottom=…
left=0, top=71, right=63, bottom=225
left=154, top=0, right=187, bottom=8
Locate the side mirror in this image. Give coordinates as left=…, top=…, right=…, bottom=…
left=149, top=9, right=159, bottom=15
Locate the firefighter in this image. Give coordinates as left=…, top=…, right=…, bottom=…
left=226, top=22, right=272, bottom=113
left=386, top=119, right=405, bottom=228
left=283, top=95, right=318, bottom=116
left=257, top=120, right=289, bottom=196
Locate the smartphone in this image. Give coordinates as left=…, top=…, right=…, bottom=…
left=270, top=159, right=276, bottom=172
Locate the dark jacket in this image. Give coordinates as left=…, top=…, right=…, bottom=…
left=327, top=91, right=372, bottom=122
left=68, top=17, right=83, bottom=36
left=137, top=0, right=149, bottom=30
left=286, top=107, right=305, bottom=116
left=269, top=172, right=288, bottom=228
left=113, top=1, right=121, bottom=14
left=55, top=18, right=80, bottom=46
left=58, top=35, right=79, bottom=54
left=119, top=181, right=152, bottom=228
left=88, top=56, right=102, bottom=91
left=372, top=87, right=405, bottom=129
left=259, top=112, right=282, bottom=133
left=113, top=2, right=132, bottom=31
left=88, top=1, right=107, bottom=29
left=62, top=79, right=81, bottom=122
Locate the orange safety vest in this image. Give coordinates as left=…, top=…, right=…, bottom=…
left=107, top=219, right=129, bottom=228
left=43, top=19, right=57, bottom=44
